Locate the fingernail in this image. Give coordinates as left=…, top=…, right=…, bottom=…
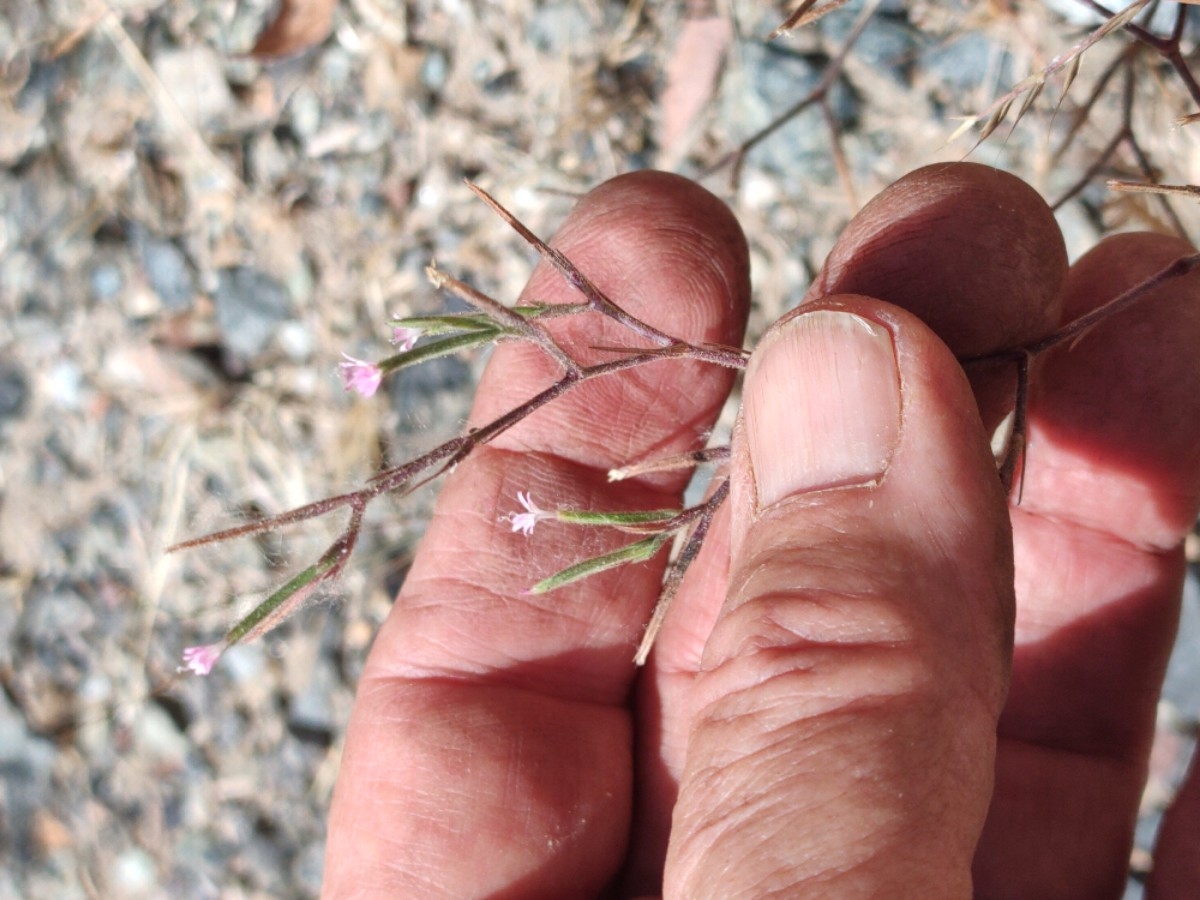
left=745, top=309, right=901, bottom=507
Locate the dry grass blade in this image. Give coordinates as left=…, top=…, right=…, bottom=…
left=1108, top=180, right=1200, bottom=199
left=90, top=4, right=240, bottom=192
left=978, top=98, right=1015, bottom=142
left=770, top=0, right=853, bottom=39
left=608, top=446, right=729, bottom=482
left=1061, top=52, right=1083, bottom=99
left=951, top=0, right=1149, bottom=145
left=659, top=15, right=732, bottom=159
left=1016, top=80, right=1046, bottom=122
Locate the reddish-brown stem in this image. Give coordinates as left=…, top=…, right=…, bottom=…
left=1049, top=56, right=1189, bottom=237
left=466, top=181, right=679, bottom=347
left=425, top=264, right=581, bottom=375
left=1073, top=0, right=1200, bottom=107
left=1027, top=251, right=1200, bottom=355
left=635, top=476, right=730, bottom=665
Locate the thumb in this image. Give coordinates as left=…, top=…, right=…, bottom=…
left=664, top=298, right=1014, bottom=897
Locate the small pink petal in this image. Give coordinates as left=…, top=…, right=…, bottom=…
left=390, top=325, right=421, bottom=351
left=339, top=354, right=383, bottom=397
left=510, top=511, right=538, bottom=536
left=180, top=643, right=223, bottom=676
left=508, top=491, right=550, bottom=537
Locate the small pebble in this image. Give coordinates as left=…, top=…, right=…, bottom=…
left=213, top=266, right=293, bottom=362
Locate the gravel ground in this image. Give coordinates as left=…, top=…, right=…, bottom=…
left=1, top=1, right=1199, bottom=897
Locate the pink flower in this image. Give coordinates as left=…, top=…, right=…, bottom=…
left=390, top=325, right=421, bottom=351
left=508, top=491, right=551, bottom=537
left=339, top=354, right=383, bottom=397
left=179, top=643, right=224, bottom=676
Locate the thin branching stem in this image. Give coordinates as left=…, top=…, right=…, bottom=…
left=425, top=263, right=581, bottom=374
left=467, top=181, right=680, bottom=347
left=713, top=0, right=880, bottom=195
left=1073, top=0, right=1200, bottom=106
left=1049, top=55, right=1189, bottom=236
left=634, top=477, right=731, bottom=665
left=1025, top=251, right=1200, bottom=355
left=1050, top=47, right=1129, bottom=172
left=176, top=139, right=1200, bottom=668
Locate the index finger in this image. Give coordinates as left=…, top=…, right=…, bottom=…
left=325, top=172, right=750, bottom=897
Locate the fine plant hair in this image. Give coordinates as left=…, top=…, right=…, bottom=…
left=169, top=0, right=1200, bottom=675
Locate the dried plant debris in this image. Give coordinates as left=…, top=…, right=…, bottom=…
left=252, top=0, right=339, bottom=59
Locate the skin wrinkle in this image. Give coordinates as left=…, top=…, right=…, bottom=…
left=1021, top=463, right=1192, bottom=555
left=720, top=593, right=918, bottom=657
left=692, top=649, right=936, bottom=749
left=727, top=539, right=923, bottom=635
left=716, top=492, right=1011, bottom=710
left=649, top=224, right=747, bottom=322
left=676, top=710, right=960, bottom=892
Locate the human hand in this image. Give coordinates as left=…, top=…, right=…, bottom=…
left=323, top=164, right=1200, bottom=898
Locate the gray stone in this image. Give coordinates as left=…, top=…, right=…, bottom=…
left=90, top=262, right=123, bottom=302
left=721, top=39, right=830, bottom=178
left=1162, top=571, right=1200, bottom=712
left=0, top=689, right=56, bottom=860
left=0, top=363, right=29, bottom=424
left=827, top=12, right=917, bottom=85
left=288, top=656, right=336, bottom=735
left=151, top=45, right=235, bottom=128
left=421, top=47, right=449, bottom=92
left=290, top=839, right=325, bottom=897
left=286, top=85, right=323, bottom=141
left=527, top=2, right=593, bottom=55
left=920, top=30, right=1011, bottom=95
left=213, top=267, right=293, bottom=362
left=136, top=233, right=196, bottom=311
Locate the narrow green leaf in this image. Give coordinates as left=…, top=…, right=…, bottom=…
left=529, top=533, right=671, bottom=594
left=379, top=329, right=500, bottom=373
left=388, top=314, right=501, bottom=335
left=223, top=555, right=338, bottom=645
left=512, top=302, right=590, bottom=319
left=555, top=508, right=680, bottom=527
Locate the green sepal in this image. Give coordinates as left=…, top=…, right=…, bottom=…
left=529, top=533, right=671, bottom=594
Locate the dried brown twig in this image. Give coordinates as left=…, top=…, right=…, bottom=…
left=947, top=0, right=1152, bottom=146
left=706, top=0, right=883, bottom=208
left=1047, top=56, right=1190, bottom=236
left=952, top=0, right=1198, bottom=234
